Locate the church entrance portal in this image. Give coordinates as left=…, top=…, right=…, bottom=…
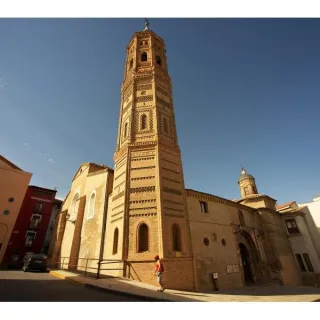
left=239, top=242, right=254, bottom=285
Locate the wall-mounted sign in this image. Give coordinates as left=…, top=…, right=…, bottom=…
left=212, top=272, right=218, bottom=279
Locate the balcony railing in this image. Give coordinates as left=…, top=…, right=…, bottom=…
left=29, top=224, right=40, bottom=230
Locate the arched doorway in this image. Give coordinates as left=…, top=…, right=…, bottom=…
left=239, top=243, right=253, bottom=285
left=237, top=231, right=262, bottom=285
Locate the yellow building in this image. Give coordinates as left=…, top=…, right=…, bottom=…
left=52, top=23, right=303, bottom=292
left=0, top=155, right=32, bottom=265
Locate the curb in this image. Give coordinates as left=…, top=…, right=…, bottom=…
left=49, top=271, right=170, bottom=302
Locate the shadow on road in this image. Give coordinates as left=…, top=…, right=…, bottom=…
left=0, top=272, right=144, bottom=302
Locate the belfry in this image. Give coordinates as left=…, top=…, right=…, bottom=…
left=103, top=20, right=195, bottom=290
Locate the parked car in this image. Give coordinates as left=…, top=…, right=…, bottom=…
left=7, top=255, right=23, bottom=269
left=22, top=253, right=48, bottom=272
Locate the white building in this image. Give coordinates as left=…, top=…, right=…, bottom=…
left=277, top=201, right=320, bottom=274
left=298, top=196, right=320, bottom=231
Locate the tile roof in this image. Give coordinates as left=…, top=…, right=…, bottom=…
left=275, top=201, right=295, bottom=210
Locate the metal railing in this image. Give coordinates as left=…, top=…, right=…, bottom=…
left=48, top=257, right=125, bottom=279
left=48, top=257, right=157, bottom=280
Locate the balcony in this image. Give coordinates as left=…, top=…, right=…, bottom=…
left=28, top=224, right=40, bottom=230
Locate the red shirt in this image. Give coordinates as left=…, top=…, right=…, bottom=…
left=155, top=261, right=164, bottom=272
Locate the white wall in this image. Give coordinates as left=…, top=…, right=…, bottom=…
left=286, top=215, right=320, bottom=272
left=298, top=198, right=320, bottom=228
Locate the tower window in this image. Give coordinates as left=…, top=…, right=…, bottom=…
left=244, top=187, right=249, bottom=195
left=172, top=224, right=182, bottom=252
left=124, top=122, right=128, bottom=137
left=163, top=118, right=169, bottom=134
left=113, top=228, right=119, bottom=255
left=141, top=52, right=148, bottom=62
left=129, top=58, right=133, bottom=69
left=252, top=186, right=257, bottom=193
left=238, top=210, right=245, bottom=226
left=156, top=55, right=162, bottom=66
left=200, top=201, right=208, bottom=213
left=138, top=223, right=149, bottom=252
left=141, top=114, right=147, bottom=130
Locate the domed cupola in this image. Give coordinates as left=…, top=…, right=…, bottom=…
left=238, top=166, right=258, bottom=198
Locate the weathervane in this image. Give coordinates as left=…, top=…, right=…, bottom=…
left=144, top=18, right=149, bottom=31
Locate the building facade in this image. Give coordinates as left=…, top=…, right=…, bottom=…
left=3, top=186, right=57, bottom=266
left=52, top=24, right=304, bottom=292
left=277, top=201, right=320, bottom=273
left=43, top=198, right=63, bottom=255
left=298, top=196, right=320, bottom=232
left=0, top=155, right=32, bottom=266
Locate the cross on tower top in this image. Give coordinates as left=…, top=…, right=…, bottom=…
left=144, top=18, right=149, bottom=31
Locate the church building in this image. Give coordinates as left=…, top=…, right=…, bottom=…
left=51, top=22, right=302, bottom=292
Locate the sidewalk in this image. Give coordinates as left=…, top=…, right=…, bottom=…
left=49, top=269, right=320, bottom=302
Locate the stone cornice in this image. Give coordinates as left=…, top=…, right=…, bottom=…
left=238, top=193, right=277, bottom=203
left=185, top=189, right=255, bottom=212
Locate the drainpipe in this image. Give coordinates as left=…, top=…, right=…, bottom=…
left=98, top=170, right=111, bottom=274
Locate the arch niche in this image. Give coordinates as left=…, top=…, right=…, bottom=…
left=70, top=192, right=80, bottom=221
left=237, top=231, right=261, bottom=285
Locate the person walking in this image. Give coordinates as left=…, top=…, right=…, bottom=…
left=154, top=255, right=165, bottom=292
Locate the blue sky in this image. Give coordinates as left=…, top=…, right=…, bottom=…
left=0, top=18, right=319, bottom=204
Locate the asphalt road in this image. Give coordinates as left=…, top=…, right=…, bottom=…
left=0, top=270, right=143, bottom=302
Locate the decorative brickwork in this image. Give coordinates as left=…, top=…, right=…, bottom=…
left=104, top=27, right=195, bottom=292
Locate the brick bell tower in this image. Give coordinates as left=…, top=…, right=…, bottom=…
left=105, top=20, right=195, bottom=290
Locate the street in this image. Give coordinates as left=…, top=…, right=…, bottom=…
left=0, top=270, right=144, bottom=302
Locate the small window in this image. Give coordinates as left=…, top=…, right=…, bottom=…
left=163, top=118, right=169, bottom=134
left=3, top=210, right=10, bottom=216
left=29, top=214, right=42, bottom=229
left=204, top=238, right=209, bottom=246
left=141, top=52, right=148, bottom=62
left=156, top=55, right=162, bottom=66
left=200, top=201, right=208, bottom=213
left=138, top=223, right=149, bottom=253
left=221, top=239, right=226, bottom=246
left=172, top=224, right=182, bottom=252
left=25, top=231, right=36, bottom=247
left=34, top=201, right=44, bottom=213
left=87, top=191, right=96, bottom=220
left=252, top=186, right=258, bottom=193
left=129, top=58, right=133, bottom=69
left=113, top=228, right=119, bottom=255
left=244, top=187, right=249, bottom=195
left=141, top=114, right=147, bottom=130
left=302, top=253, right=314, bottom=272
left=285, top=219, right=300, bottom=234
left=295, top=253, right=307, bottom=272
left=124, top=122, right=128, bottom=137
left=8, top=197, right=14, bottom=203
left=239, top=211, right=245, bottom=226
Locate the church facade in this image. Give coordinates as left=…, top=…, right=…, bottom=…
left=51, top=24, right=302, bottom=292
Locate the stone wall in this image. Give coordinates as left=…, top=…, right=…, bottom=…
left=302, top=272, right=320, bottom=288
left=125, top=258, right=195, bottom=291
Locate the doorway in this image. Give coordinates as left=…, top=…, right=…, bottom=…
left=239, top=242, right=254, bottom=285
